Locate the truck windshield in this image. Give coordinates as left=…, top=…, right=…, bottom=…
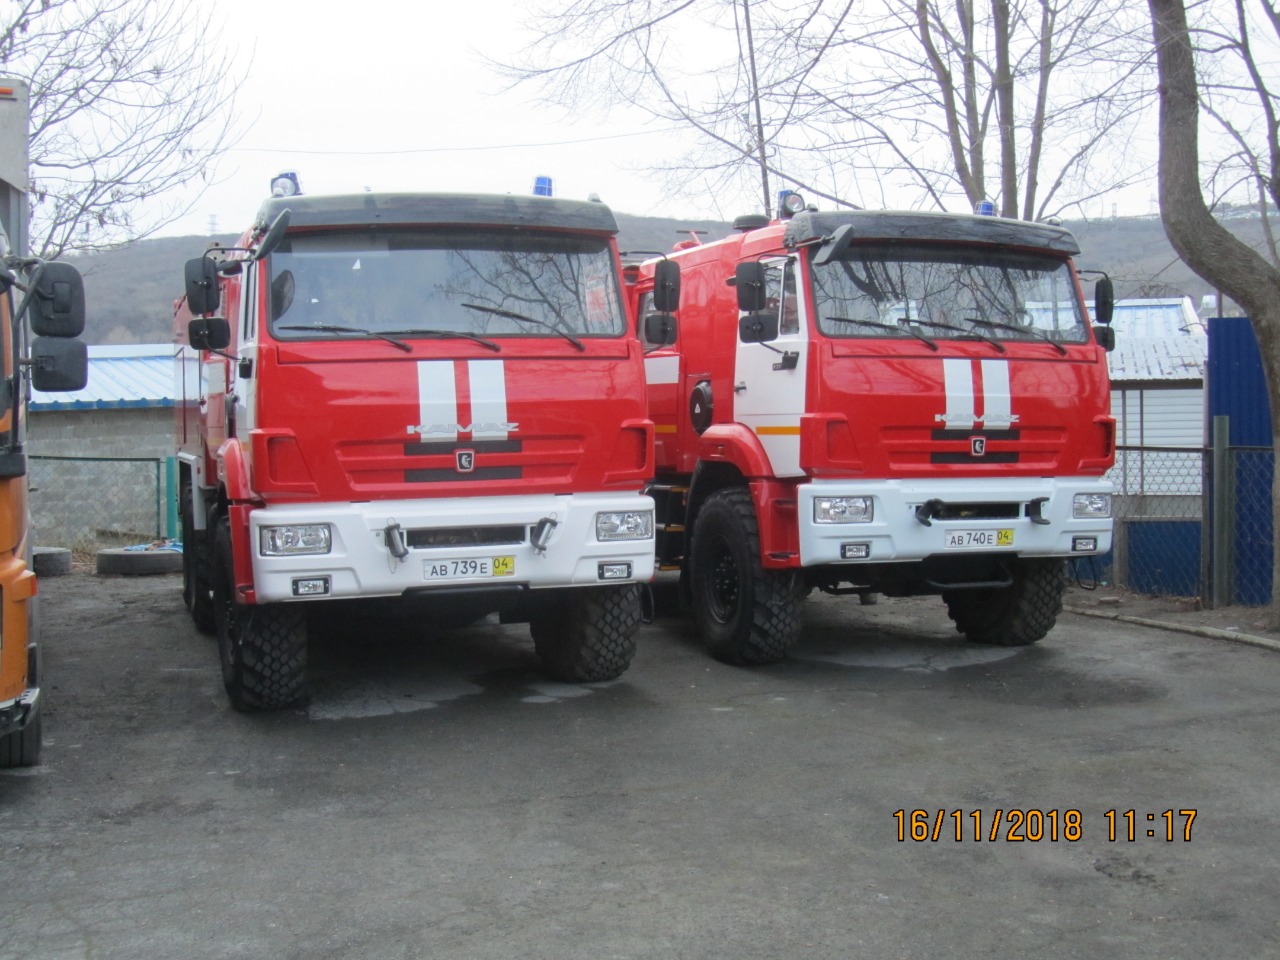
left=268, top=229, right=625, bottom=341
left=811, top=243, right=1088, bottom=345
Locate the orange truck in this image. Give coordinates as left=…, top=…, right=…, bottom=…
left=0, top=79, right=88, bottom=766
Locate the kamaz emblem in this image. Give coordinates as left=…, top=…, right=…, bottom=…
left=970, top=436, right=987, bottom=457
left=407, top=422, right=519, bottom=436
left=456, top=450, right=476, bottom=473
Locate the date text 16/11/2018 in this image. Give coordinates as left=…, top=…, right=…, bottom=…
left=892, top=809, right=1198, bottom=843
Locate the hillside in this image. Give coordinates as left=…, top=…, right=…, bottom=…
left=63, top=208, right=1260, bottom=346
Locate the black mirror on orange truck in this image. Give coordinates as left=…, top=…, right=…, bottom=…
left=27, top=261, right=85, bottom=338
left=31, top=336, right=87, bottom=391
left=189, top=316, right=231, bottom=352
left=1093, top=325, right=1116, bottom=352
left=184, top=256, right=220, bottom=315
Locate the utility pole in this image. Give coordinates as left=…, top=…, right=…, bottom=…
left=741, top=0, right=772, bottom=219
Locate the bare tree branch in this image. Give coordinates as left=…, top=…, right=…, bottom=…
left=2, top=0, right=240, bottom=257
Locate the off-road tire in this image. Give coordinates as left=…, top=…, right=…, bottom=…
left=943, top=558, right=1065, bottom=646
left=0, top=709, right=41, bottom=767
left=689, top=487, right=801, bottom=665
left=212, top=520, right=309, bottom=711
left=181, top=485, right=215, bottom=635
left=531, top=585, right=640, bottom=682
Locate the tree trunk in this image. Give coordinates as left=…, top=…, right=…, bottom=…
left=1149, top=0, right=1280, bottom=627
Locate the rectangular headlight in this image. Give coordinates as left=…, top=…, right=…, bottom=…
left=260, top=524, right=332, bottom=556
left=1072, top=493, right=1112, bottom=519
left=595, top=511, right=654, bottom=542
left=814, top=496, right=873, bottom=524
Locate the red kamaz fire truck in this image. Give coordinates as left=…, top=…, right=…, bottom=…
left=176, top=185, right=664, bottom=711
left=631, top=197, right=1116, bottom=664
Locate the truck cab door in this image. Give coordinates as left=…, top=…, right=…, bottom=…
left=732, top=256, right=808, bottom=477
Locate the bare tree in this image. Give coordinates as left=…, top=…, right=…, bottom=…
left=1, top=0, right=238, bottom=258
left=1147, top=0, right=1280, bottom=625
left=505, top=0, right=1154, bottom=220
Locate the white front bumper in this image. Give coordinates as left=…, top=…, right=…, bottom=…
left=249, top=492, right=655, bottom=603
left=796, top=477, right=1113, bottom=566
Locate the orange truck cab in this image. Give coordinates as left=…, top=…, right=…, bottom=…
left=0, top=79, right=89, bottom=765
left=176, top=185, right=659, bottom=711
left=631, top=197, right=1116, bottom=665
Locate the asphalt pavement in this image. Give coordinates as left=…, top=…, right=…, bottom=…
left=2, top=570, right=1278, bottom=960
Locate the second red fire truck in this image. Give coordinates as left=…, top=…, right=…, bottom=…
left=631, top=196, right=1116, bottom=664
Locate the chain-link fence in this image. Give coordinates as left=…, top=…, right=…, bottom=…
left=1221, top=446, right=1273, bottom=606
left=1101, top=443, right=1274, bottom=606
left=30, top=455, right=175, bottom=552
left=1105, top=445, right=1206, bottom=597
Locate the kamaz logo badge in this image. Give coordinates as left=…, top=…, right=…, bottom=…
left=970, top=436, right=987, bottom=457
left=456, top=450, right=475, bottom=473
left=407, top=423, right=519, bottom=437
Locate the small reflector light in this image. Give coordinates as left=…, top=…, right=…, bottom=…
left=841, top=543, right=871, bottom=560
left=598, top=562, right=632, bottom=580
left=0, top=87, right=15, bottom=97
left=1072, top=537, right=1098, bottom=553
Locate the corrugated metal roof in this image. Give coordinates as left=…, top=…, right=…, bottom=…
left=32, top=343, right=175, bottom=411
left=1105, top=298, right=1207, bottom=383
left=1109, top=297, right=1206, bottom=337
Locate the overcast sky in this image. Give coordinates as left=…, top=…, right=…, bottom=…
left=155, top=0, right=1165, bottom=240
left=154, top=0, right=718, bottom=238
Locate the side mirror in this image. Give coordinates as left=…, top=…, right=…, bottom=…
left=189, top=316, right=231, bottom=352
left=733, top=262, right=767, bottom=312
left=644, top=312, right=678, bottom=347
left=254, top=209, right=291, bottom=261
left=1093, top=325, right=1116, bottom=352
left=27, top=261, right=86, bottom=338
left=651, top=259, right=681, bottom=313
left=1094, top=276, right=1114, bottom=326
left=739, top=311, right=779, bottom=344
left=31, top=337, right=88, bottom=391
left=185, top=257, right=220, bottom=315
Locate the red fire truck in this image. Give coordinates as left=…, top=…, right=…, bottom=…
left=631, top=197, right=1116, bottom=664
left=176, top=186, right=665, bottom=711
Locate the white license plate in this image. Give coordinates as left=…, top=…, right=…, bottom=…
left=944, top=529, right=1015, bottom=549
left=423, top=556, right=516, bottom=580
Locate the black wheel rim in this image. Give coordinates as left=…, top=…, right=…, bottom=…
left=707, top=536, right=741, bottom=625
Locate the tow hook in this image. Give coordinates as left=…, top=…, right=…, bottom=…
left=384, top=522, right=410, bottom=560
left=531, top=516, right=558, bottom=554
left=914, top=498, right=945, bottom=526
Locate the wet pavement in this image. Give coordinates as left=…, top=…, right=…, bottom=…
left=2, top=570, right=1277, bottom=960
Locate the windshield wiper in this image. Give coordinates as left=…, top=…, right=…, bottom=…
left=825, top=316, right=938, bottom=351
left=381, top=328, right=501, bottom=352
left=912, top=318, right=1007, bottom=354
left=277, top=324, right=413, bottom=353
left=966, top=317, right=1068, bottom=355
left=462, top=302, right=585, bottom=352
